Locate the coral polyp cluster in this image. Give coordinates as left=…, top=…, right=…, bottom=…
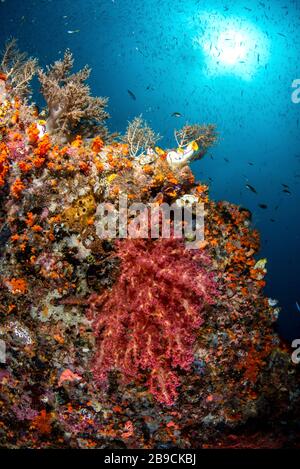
left=0, top=44, right=299, bottom=449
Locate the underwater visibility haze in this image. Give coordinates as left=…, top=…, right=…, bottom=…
left=0, top=0, right=300, bottom=450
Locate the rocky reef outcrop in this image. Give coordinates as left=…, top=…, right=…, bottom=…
left=0, top=43, right=299, bottom=449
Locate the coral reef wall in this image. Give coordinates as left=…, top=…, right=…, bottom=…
left=0, top=48, right=299, bottom=449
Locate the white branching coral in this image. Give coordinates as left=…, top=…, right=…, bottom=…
left=38, top=49, right=109, bottom=141
left=174, top=123, right=217, bottom=151
left=0, top=38, right=37, bottom=98
left=122, top=115, right=161, bottom=157
left=166, top=124, right=217, bottom=169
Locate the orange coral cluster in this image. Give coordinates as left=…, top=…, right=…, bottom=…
left=10, top=178, right=25, bottom=198
left=91, top=136, right=104, bottom=153
left=30, top=410, right=53, bottom=434
left=26, top=122, right=40, bottom=145
left=205, top=201, right=261, bottom=290
left=4, top=277, right=28, bottom=294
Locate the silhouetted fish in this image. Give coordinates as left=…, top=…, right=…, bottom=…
left=127, top=89, right=136, bottom=100
left=171, top=112, right=182, bottom=118
left=258, top=204, right=268, bottom=209
left=246, top=184, right=257, bottom=194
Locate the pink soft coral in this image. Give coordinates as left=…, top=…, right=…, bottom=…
left=87, top=237, right=217, bottom=405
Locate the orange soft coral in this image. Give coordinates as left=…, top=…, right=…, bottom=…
left=10, top=178, right=25, bottom=198
left=26, top=122, right=40, bottom=145
left=5, top=278, right=28, bottom=294
left=91, top=136, right=104, bottom=153
left=0, top=143, right=10, bottom=187
left=34, top=134, right=51, bottom=157
left=30, top=410, right=52, bottom=434
left=71, top=135, right=83, bottom=148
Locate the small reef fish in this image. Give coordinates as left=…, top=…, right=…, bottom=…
left=283, top=189, right=291, bottom=194
left=296, top=301, right=300, bottom=313
left=258, top=203, right=268, bottom=209
left=127, top=89, right=136, bottom=100
left=246, top=184, right=257, bottom=194
left=67, top=30, right=80, bottom=34
left=171, top=112, right=182, bottom=118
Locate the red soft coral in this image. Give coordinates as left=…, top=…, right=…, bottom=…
left=87, top=237, right=217, bottom=405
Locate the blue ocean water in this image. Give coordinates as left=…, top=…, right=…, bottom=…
left=0, top=0, right=299, bottom=340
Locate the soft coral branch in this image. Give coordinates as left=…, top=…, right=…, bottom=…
left=38, top=49, right=109, bottom=142
left=0, top=38, right=37, bottom=98
left=87, top=237, right=217, bottom=405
